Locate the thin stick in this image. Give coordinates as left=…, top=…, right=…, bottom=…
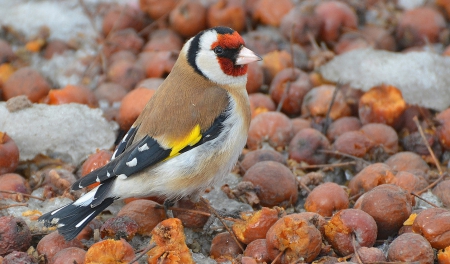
left=78, top=0, right=98, bottom=33
left=322, top=83, right=341, bottom=135
left=411, top=192, right=439, bottom=208
left=168, top=207, right=211, bottom=217
left=223, top=217, right=240, bottom=223
left=413, top=116, right=443, bottom=175
left=0, top=203, right=28, bottom=210
left=308, top=32, right=320, bottom=52
left=417, top=173, right=445, bottom=195
left=200, top=197, right=244, bottom=252
left=319, top=149, right=371, bottom=165
left=349, top=193, right=362, bottom=202
left=276, top=81, right=292, bottom=112
left=271, top=250, right=284, bottom=264
left=365, top=262, right=415, bottom=264
left=413, top=116, right=446, bottom=195
left=296, top=161, right=356, bottom=169
left=0, top=190, right=45, bottom=201
left=129, top=242, right=156, bottom=263
left=276, top=25, right=296, bottom=113
left=298, top=181, right=311, bottom=193
left=154, top=203, right=212, bottom=217
left=137, top=0, right=181, bottom=37
left=237, top=161, right=247, bottom=175
left=32, top=231, right=52, bottom=237
left=352, top=234, right=363, bottom=264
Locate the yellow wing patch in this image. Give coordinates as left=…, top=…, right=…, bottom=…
left=168, top=124, right=202, bottom=157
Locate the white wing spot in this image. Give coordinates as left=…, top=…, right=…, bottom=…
left=73, top=186, right=98, bottom=206
left=50, top=204, right=69, bottom=215
left=112, top=149, right=118, bottom=159
left=118, top=174, right=127, bottom=179
left=126, top=158, right=137, bottom=167
left=122, top=132, right=129, bottom=143
left=96, top=175, right=100, bottom=182
left=107, top=171, right=110, bottom=177
left=138, top=143, right=149, bottom=152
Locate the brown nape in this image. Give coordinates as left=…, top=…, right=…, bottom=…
left=134, top=54, right=230, bottom=143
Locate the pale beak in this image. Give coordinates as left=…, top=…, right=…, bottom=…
left=236, top=47, right=262, bottom=65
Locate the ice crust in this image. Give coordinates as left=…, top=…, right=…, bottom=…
left=319, top=48, right=450, bottom=111
left=0, top=102, right=117, bottom=165
left=0, top=188, right=73, bottom=233
left=0, top=0, right=134, bottom=89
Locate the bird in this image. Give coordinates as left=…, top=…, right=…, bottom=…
left=39, top=26, right=262, bottom=241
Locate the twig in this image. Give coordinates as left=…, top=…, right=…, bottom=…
left=412, top=116, right=442, bottom=175
left=276, top=25, right=296, bottom=113
left=237, top=161, right=247, bottom=175
left=154, top=203, right=213, bottom=217
left=410, top=192, right=439, bottom=208
left=0, top=203, right=28, bottom=210
left=298, top=181, right=311, bottom=193
left=223, top=217, right=240, bottom=223
left=319, top=149, right=371, bottom=165
left=0, top=190, right=45, bottom=201
left=129, top=242, right=156, bottom=263
left=32, top=232, right=52, bottom=237
left=308, top=32, right=320, bottom=52
left=168, top=207, right=211, bottom=217
left=322, top=83, right=341, bottom=135
left=271, top=250, right=284, bottom=264
left=417, top=173, right=445, bottom=195
left=352, top=234, right=363, bottom=264
left=200, top=197, right=244, bottom=253
left=365, top=262, right=417, bottom=264
left=78, top=0, right=98, bottom=33
left=105, top=5, right=127, bottom=39
left=137, top=0, right=181, bottom=37
left=413, top=116, right=445, bottom=195
left=77, top=0, right=109, bottom=78
left=296, top=161, right=356, bottom=169
left=349, top=193, right=362, bottom=202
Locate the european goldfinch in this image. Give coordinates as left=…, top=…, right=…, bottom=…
left=39, top=26, right=261, bottom=240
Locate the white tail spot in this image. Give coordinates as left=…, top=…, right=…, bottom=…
left=126, top=158, right=137, bottom=167
left=75, top=212, right=95, bottom=228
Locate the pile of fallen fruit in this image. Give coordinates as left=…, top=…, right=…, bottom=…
left=1, top=0, right=450, bottom=263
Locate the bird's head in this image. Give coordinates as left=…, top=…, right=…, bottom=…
left=183, top=26, right=261, bottom=86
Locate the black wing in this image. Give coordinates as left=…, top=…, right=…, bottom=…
left=72, top=111, right=229, bottom=192
left=72, top=135, right=170, bottom=190
left=112, top=125, right=139, bottom=160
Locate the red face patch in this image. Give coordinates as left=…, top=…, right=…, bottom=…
left=212, top=32, right=248, bottom=77
left=212, top=31, right=245, bottom=50
left=217, top=58, right=248, bottom=77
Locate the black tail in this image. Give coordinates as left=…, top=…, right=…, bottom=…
left=39, top=197, right=114, bottom=241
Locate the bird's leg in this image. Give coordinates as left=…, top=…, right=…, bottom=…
left=163, top=199, right=175, bottom=218
left=200, top=197, right=244, bottom=252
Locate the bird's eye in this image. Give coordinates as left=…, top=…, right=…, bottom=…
left=214, top=46, right=223, bottom=54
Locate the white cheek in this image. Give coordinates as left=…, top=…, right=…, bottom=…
left=196, top=51, right=247, bottom=86
left=196, top=31, right=247, bottom=86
